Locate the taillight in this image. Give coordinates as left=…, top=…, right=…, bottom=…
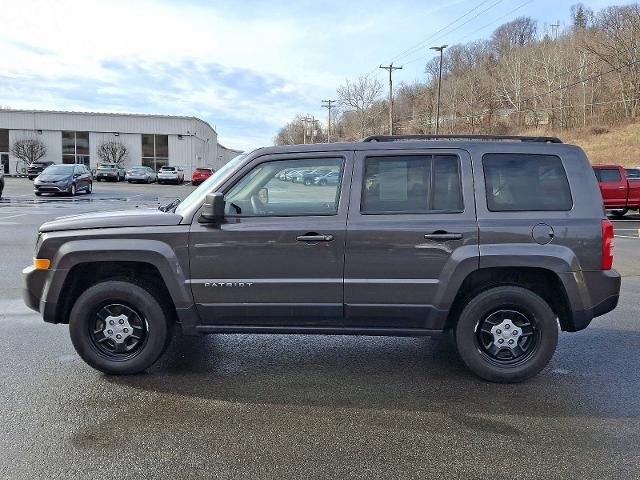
left=602, top=219, right=614, bottom=270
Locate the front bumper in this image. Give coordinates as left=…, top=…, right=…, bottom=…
left=34, top=183, right=69, bottom=193
left=23, top=265, right=60, bottom=323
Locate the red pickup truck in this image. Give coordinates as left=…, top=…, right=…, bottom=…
left=593, top=164, right=640, bottom=217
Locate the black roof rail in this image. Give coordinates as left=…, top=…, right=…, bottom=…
left=361, top=134, right=563, bottom=143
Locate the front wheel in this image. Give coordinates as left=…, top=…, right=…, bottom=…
left=69, top=281, right=171, bottom=374
left=86, top=182, right=92, bottom=194
left=454, top=286, right=558, bottom=383
left=70, top=184, right=77, bottom=196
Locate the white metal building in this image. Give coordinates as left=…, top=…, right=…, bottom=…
left=0, top=109, right=242, bottom=176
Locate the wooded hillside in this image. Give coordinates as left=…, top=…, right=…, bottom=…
left=275, top=3, right=640, bottom=148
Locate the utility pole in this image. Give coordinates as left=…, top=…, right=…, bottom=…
left=550, top=21, right=560, bottom=40
left=379, top=63, right=403, bottom=134
left=311, top=115, right=316, bottom=143
left=321, top=99, right=337, bottom=142
left=300, top=115, right=313, bottom=144
left=430, top=45, right=447, bottom=136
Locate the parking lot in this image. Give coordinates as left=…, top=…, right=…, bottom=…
left=1, top=175, right=640, bottom=479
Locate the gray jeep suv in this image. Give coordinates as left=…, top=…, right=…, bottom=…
left=22, top=135, right=621, bottom=382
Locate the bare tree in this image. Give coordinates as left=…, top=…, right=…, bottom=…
left=584, top=4, right=640, bottom=118
left=337, top=74, right=383, bottom=138
left=97, top=141, right=128, bottom=165
left=11, top=139, right=47, bottom=165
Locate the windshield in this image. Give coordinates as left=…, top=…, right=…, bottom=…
left=174, top=153, right=248, bottom=216
left=98, top=163, right=116, bottom=169
left=43, top=165, right=74, bottom=175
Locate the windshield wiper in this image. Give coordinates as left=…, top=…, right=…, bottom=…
left=159, top=198, right=181, bottom=212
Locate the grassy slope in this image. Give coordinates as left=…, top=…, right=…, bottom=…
left=519, top=123, right=640, bottom=166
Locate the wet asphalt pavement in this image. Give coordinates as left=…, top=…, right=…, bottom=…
left=1, top=176, right=640, bottom=479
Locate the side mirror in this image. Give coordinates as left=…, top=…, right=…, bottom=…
left=199, top=192, right=225, bottom=223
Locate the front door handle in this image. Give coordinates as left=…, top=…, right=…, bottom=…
left=297, top=234, right=334, bottom=242
left=424, top=233, right=463, bottom=241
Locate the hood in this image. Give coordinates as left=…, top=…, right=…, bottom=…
left=37, top=174, right=71, bottom=182
left=39, top=208, right=183, bottom=232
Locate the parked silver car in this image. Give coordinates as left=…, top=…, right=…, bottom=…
left=96, top=163, right=126, bottom=182
left=126, top=166, right=157, bottom=184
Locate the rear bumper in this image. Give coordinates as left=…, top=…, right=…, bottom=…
left=562, top=269, right=621, bottom=332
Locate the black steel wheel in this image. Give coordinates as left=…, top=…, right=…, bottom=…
left=476, top=309, right=537, bottom=366
left=89, top=303, right=148, bottom=360
left=69, top=281, right=171, bottom=374
left=455, top=286, right=558, bottom=383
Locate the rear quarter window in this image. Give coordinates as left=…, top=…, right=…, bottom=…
left=483, top=153, right=573, bottom=212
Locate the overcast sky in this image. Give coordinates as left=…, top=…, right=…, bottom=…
left=0, top=0, right=611, bottom=150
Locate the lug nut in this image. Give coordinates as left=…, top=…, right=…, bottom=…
left=505, top=324, right=510, bottom=329
left=513, top=330, right=518, bottom=336
left=119, top=319, right=125, bottom=324
left=509, top=339, right=514, bottom=345
left=116, top=334, right=121, bottom=339
left=107, top=330, right=113, bottom=335
left=123, top=328, right=128, bottom=333
left=496, top=329, right=502, bottom=334
left=109, top=320, right=115, bottom=325
left=498, top=339, right=504, bottom=344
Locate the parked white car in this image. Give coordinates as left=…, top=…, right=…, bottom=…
left=157, top=166, right=184, bottom=185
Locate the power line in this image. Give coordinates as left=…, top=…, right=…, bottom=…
left=364, top=0, right=504, bottom=77
left=386, top=0, right=493, bottom=64
left=457, top=0, right=535, bottom=42
left=401, top=0, right=535, bottom=68
left=398, top=0, right=509, bottom=67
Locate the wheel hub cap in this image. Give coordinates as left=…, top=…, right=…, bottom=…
left=102, top=314, right=134, bottom=344
left=490, top=319, right=522, bottom=351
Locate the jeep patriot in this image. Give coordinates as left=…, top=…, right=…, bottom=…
left=23, top=135, right=621, bottom=382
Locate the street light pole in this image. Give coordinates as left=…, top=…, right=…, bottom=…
left=430, top=45, right=447, bottom=136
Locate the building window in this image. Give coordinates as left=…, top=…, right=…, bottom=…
left=62, top=131, right=90, bottom=166
left=142, top=134, right=169, bottom=171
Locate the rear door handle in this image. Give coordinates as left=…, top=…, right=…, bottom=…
left=297, top=234, right=334, bottom=242
left=424, top=233, right=463, bottom=241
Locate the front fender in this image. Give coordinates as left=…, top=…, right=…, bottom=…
left=42, top=238, right=192, bottom=310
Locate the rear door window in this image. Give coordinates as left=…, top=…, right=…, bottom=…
left=361, top=154, right=463, bottom=213
left=598, top=168, right=622, bottom=182
left=483, top=154, right=572, bottom=211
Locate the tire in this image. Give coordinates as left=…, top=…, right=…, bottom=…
left=35, top=191, right=41, bottom=197
left=610, top=209, right=628, bottom=218
left=86, top=182, right=92, bottom=194
left=70, top=184, right=76, bottom=196
left=303, top=178, right=313, bottom=186
left=454, top=286, right=558, bottom=383
left=69, top=281, right=171, bottom=375
left=319, top=179, right=328, bottom=186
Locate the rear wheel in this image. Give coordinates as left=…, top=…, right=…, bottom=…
left=69, top=281, right=171, bottom=374
left=454, top=286, right=558, bottom=383
left=610, top=209, right=628, bottom=218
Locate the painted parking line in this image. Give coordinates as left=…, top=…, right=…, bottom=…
left=0, top=213, right=26, bottom=221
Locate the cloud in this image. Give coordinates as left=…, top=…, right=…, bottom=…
left=0, top=0, right=611, bottom=149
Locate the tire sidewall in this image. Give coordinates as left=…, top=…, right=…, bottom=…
left=455, top=286, right=559, bottom=383
left=69, top=281, right=170, bottom=374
